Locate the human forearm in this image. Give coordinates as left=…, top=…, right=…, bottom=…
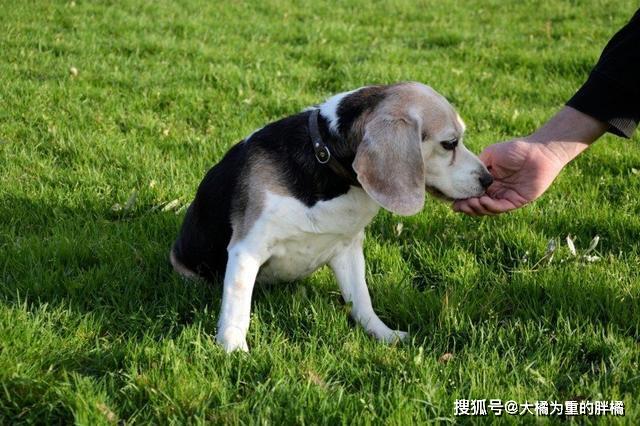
left=525, top=106, right=608, bottom=166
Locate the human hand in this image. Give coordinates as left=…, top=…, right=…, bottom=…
left=452, top=107, right=606, bottom=216
left=452, top=139, right=568, bottom=215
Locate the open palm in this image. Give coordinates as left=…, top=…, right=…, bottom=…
left=453, top=139, right=566, bottom=215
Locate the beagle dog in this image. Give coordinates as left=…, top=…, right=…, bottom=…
left=171, top=82, right=493, bottom=352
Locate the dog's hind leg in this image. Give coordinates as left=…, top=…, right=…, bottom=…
left=329, top=232, right=408, bottom=343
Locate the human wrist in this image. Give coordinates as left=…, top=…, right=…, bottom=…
left=524, top=136, right=589, bottom=167
left=524, top=106, right=608, bottom=166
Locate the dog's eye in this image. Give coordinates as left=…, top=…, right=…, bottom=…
left=440, top=138, right=458, bottom=150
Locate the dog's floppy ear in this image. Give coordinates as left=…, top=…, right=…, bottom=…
left=353, top=113, right=425, bottom=216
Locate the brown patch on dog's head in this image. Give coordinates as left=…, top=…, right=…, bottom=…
left=348, top=83, right=432, bottom=215
left=353, top=109, right=425, bottom=215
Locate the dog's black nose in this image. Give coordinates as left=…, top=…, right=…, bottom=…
left=479, top=173, right=494, bottom=189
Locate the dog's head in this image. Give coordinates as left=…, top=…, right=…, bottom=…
left=333, top=82, right=492, bottom=215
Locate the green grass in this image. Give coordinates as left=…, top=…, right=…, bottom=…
left=1, top=0, right=639, bottom=424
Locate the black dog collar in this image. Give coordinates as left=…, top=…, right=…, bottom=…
left=308, top=109, right=361, bottom=187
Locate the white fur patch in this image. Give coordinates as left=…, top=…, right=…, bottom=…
left=252, top=188, right=380, bottom=283
left=318, top=87, right=362, bottom=133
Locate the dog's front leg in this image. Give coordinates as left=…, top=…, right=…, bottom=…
left=216, top=246, right=261, bottom=352
left=329, top=233, right=407, bottom=343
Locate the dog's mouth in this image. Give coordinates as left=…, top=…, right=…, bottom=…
left=425, top=185, right=454, bottom=202
left=425, top=185, right=485, bottom=202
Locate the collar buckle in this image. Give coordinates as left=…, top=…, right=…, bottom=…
left=314, top=144, right=331, bottom=164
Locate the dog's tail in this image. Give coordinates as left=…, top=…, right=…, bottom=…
left=169, top=245, right=198, bottom=279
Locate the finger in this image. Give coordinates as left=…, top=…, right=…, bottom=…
left=452, top=200, right=478, bottom=216
left=477, top=196, right=508, bottom=214
left=479, top=196, right=521, bottom=214
left=465, top=197, right=495, bottom=216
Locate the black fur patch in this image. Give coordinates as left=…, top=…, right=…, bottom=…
left=336, top=85, right=387, bottom=138
left=172, top=141, right=247, bottom=281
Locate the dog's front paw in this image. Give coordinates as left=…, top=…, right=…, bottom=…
left=377, top=329, right=409, bottom=344
left=216, top=326, right=249, bottom=353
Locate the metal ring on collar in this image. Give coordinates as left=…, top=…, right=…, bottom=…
left=315, top=145, right=331, bottom=164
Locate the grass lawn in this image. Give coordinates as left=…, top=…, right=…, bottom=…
left=1, top=0, right=639, bottom=423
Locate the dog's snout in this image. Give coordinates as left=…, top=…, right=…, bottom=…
left=479, top=173, right=493, bottom=189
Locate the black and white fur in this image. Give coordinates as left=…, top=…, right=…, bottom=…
left=171, top=82, right=493, bottom=352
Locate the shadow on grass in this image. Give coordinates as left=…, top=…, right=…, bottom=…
left=0, top=194, right=215, bottom=335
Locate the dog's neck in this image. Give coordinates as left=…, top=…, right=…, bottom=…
left=310, top=109, right=361, bottom=187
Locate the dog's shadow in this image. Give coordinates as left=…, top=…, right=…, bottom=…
left=1, top=194, right=218, bottom=340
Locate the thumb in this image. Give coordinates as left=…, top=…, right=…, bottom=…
left=478, top=144, right=495, bottom=167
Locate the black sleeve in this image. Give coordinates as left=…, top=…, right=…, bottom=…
left=566, top=8, right=640, bottom=138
